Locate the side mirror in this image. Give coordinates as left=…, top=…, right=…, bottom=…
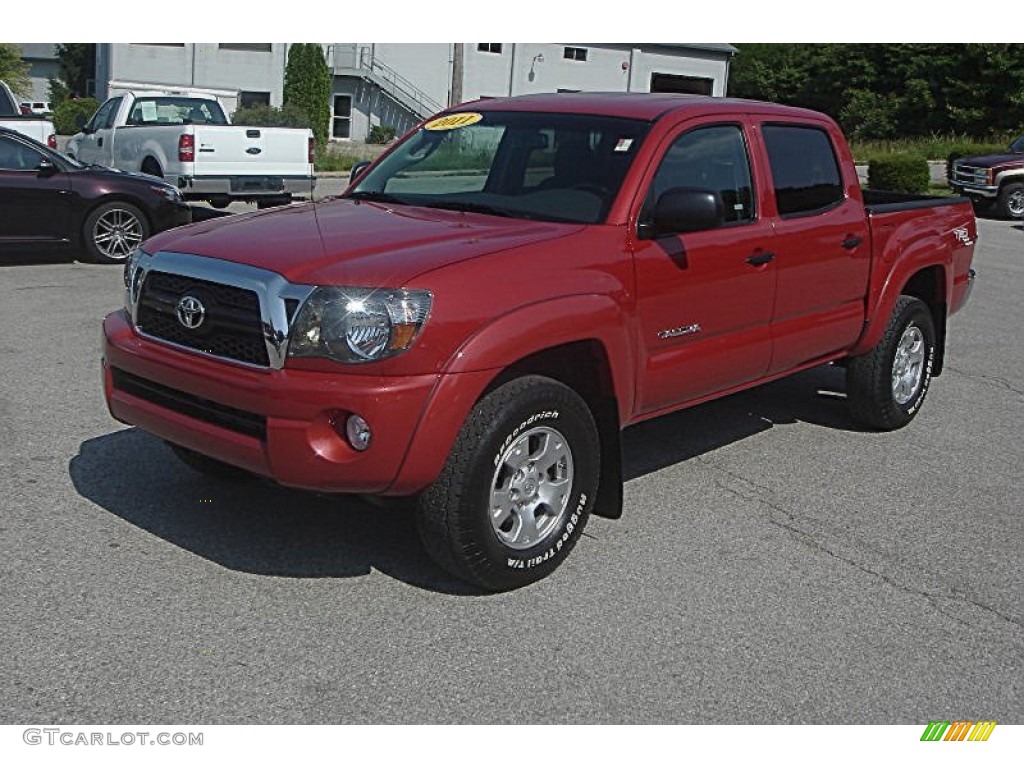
left=37, top=158, right=58, bottom=178
left=75, top=113, right=90, bottom=131
left=641, top=187, right=724, bottom=238
left=349, top=160, right=372, bottom=185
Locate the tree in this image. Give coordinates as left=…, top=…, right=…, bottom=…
left=0, top=44, right=32, bottom=98
left=284, top=44, right=332, bottom=147
left=54, top=44, right=95, bottom=99
left=729, top=43, right=1024, bottom=140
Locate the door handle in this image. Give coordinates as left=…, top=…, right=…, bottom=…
left=746, top=251, right=775, bottom=266
left=841, top=236, right=863, bottom=250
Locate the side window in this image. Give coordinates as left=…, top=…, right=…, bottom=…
left=0, top=136, right=44, bottom=170
left=87, top=99, right=116, bottom=132
left=103, top=97, right=122, bottom=129
left=762, top=124, right=844, bottom=217
left=648, top=124, right=756, bottom=226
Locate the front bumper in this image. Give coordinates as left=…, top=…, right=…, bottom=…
left=151, top=200, right=193, bottom=233
left=950, top=182, right=998, bottom=199
left=102, top=309, right=439, bottom=494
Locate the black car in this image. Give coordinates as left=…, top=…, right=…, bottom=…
left=0, top=127, right=191, bottom=263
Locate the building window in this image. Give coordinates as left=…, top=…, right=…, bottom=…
left=332, top=94, right=352, bottom=139
left=132, top=43, right=185, bottom=47
left=477, top=44, right=503, bottom=54
left=563, top=47, right=588, bottom=62
left=649, top=73, right=714, bottom=96
left=239, top=91, right=271, bottom=109
left=219, top=44, right=273, bottom=53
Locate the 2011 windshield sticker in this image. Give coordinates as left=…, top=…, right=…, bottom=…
left=424, top=113, right=484, bottom=131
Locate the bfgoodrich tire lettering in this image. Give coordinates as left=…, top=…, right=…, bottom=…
left=416, top=375, right=600, bottom=591
left=846, top=296, right=936, bottom=430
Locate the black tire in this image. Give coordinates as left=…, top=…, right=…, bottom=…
left=416, top=375, right=600, bottom=591
left=141, top=158, right=163, bottom=178
left=996, top=182, right=1024, bottom=220
left=81, top=201, right=150, bottom=264
left=207, top=196, right=231, bottom=210
left=168, top=443, right=252, bottom=482
left=256, top=195, right=292, bottom=210
left=846, top=296, right=936, bottom=430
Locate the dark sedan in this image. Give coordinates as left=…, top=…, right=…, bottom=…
left=0, top=127, right=191, bottom=263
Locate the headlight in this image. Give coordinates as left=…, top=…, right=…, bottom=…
left=123, top=249, right=146, bottom=315
left=150, top=184, right=182, bottom=202
left=288, top=287, right=432, bottom=364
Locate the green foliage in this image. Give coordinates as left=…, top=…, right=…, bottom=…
left=367, top=124, right=396, bottom=144
left=47, top=77, right=70, bottom=109
left=867, top=154, right=930, bottom=193
left=53, top=97, right=100, bottom=136
left=314, top=142, right=380, bottom=173
left=54, top=44, right=95, bottom=98
left=849, top=134, right=1017, bottom=164
left=283, top=44, right=331, bottom=148
left=231, top=102, right=310, bottom=129
left=730, top=44, right=1024, bottom=140
left=0, top=43, right=32, bottom=97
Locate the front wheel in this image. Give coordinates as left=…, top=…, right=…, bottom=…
left=996, top=182, right=1024, bottom=219
left=416, top=376, right=600, bottom=591
left=81, top=201, right=150, bottom=264
left=846, top=296, right=936, bottom=430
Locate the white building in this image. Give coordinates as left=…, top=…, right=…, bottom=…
left=17, top=44, right=61, bottom=102
left=92, top=43, right=736, bottom=141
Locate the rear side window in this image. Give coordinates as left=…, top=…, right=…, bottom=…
left=763, top=125, right=844, bottom=217
left=0, top=86, right=17, bottom=116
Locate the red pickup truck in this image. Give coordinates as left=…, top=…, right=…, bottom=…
left=102, top=94, right=977, bottom=590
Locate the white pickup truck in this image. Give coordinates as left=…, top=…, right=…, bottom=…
left=67, top=90, right=315, bottom=208
left=0, top=80, right=56, bottom=148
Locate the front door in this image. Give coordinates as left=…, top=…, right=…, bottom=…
left=633, top=120, right=777, bottom=414
left=0, top=135, right=71, bottom=245
left=75, top=97, right=120, bottom=166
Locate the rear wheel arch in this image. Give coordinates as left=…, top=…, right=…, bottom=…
left=140, top=156, right=163, bottom=177
left=900, top=266, right=948, bottom=376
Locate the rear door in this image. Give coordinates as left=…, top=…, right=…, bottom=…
left=632, top=118, right=777, bottom=413
left=0, top=135, right=71, bottom=244
left=756, top=121, right=870, bottom=373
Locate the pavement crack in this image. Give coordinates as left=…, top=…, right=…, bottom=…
left=698, top=459, right=1022, bottom=633
left=947, top=365, right=1024, bottom=397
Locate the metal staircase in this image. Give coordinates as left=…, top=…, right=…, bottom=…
left=331, top=45, right=444, bottom=120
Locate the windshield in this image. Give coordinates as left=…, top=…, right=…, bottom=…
left=347, top=110, right=651, bottom=224
left=1011, top=135, right=1024, bottom=153
left=126, top=97, right=228, bottom=126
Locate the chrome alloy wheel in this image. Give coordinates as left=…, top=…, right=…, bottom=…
left=489, top=426, right=574, bottom=550
left=892, top=325, right=925, bottom=405
left=93, top=207, right=144, bottom=261
left=1007, top=188, right=1024, bottom=218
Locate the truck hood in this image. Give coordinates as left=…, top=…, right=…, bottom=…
left=142, top=198, right=584, bottom=286
left=957, top=151, right=1023, bottom=169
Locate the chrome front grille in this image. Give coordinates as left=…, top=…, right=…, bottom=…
left=952, top=164, right=990, bottom=186
left=126, top=251, right=315, bottom=370
left=137, top=271, right=270, bottom=366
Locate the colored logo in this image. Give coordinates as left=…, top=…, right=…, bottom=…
left=423, top=112, right=484, bottom=131
left=920, top=721, right=997, bottom=742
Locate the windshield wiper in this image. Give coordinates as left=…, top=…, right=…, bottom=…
left=421, top=200, right=516, bottom=218
left=344, top=190, right=409, bottom=206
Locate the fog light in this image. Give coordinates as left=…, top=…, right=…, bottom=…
left=346, top=414, right=372, bottom=451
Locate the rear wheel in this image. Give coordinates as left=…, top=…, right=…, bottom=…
left=416, top=376, right=600, bottom=591
left=81, top=201, right=149, bottom=264
left=846, top=296, right=936, bottom=430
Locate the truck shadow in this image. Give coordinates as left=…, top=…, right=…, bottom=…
left=69, top=364, right=859, bottom=594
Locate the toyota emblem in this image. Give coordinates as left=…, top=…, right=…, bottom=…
left=175, top=295, right=206, bottom=329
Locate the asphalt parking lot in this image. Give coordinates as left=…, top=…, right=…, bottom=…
left=0, top=216, right=1020, bottom=724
